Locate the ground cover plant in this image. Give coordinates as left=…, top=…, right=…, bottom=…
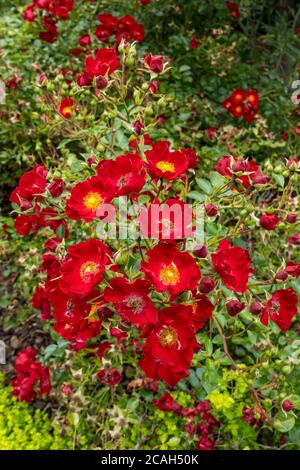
left=0, top=0, right=300, bottom=451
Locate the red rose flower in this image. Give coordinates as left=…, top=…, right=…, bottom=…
left=96, top=152, right=146, bottom=197
left=211, top=239, right=253, bottom=293
left=85, top=48, right=120, bottom=78
left=261, top=288, right=298, bottom=331
left=144, top=54, right=164, bottom=73
left=140, top=305, right=198, bottom=386
left=215, top=155, right=267, bottom=189
left=10, top=164, right=48, bottom=205
left=23, top=5, right=37, bottom=22
left=285, top=261, right=300, bottom=278
left=12, top=347, right=51, bottom=403
left=141, top=243, right=201, bottom=297
left=104, top=277, right=158, bottom=327
left=49, top=288, right=103, bottom=347
left=66, top=175, right=114, bottom=222
left=145, top=141, right=190, bottom=180
left=59, top=97, right=75, bottom=119
left=190, top=37, right=200, bottom=49
left=59, top=239, right=111, bottom=296
left=259, top=213, right=280, bottom=230
left=190, top=294, right=214, bottom=330
left=227, top=1, right=240, bottom=19
left=138, top=198, right=194, bottom=240
left=153, top=392, right=181, bottom=413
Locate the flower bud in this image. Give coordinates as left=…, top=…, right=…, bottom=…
left=193, top=245, right=208, bottom=258
left=282, top=400, right=294, bottom=412
left=275, top=270, right=288, bottom=281
left=226, top=300, right=245, bottom=316
left=199, top=276, right=215, bottom=294
left=250, top=302, right=262, bottom=314
left=205, top=203, right=218, bottom=217
left=48, top=178, right=64, bottom=197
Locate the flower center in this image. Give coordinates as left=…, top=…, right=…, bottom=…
left=117, top=173, right=131, bottom=189
left=83, top=191, right=103, bottom=210
left=62, top=106, right=72, bottom=116
left=124, top=294, right=144, bottom=314
left=270, top=301, right=280, bottom=314
left=235, top=94, right=243, bottom=102
left=248, top=94, right=255, bottom=103
left=235, top=106, right=242, bottom=113
left=158, top=327, right=178, bottom=347
left=87, top=304, right=99, bottom=322
left=79, top=261, right=99, bottom=283
left=159, top=264, right=180, bottom=285
left=156, top=161, right=175, bottom=173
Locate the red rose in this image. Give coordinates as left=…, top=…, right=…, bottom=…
left=144, top=54, right=164, bottom=73
left=96, top=152, right=146, bottom=197
left=10, top=164, right=48, bottom=205
left=261, top=288, right=298, bottom=331
left=12, top=347, right=51, bottom=403
left=145, top=141, right=190, bottom=180
left=138, top=198, right=193, bottom=241
left=23, top=5, right=37, bottom=22
left=59, top=239, right=112, bottom=296
left=190, top=38, right=200, bottom=49
left=59, top=97, right=74, bottom=119
left=141, top=242, right=201, bottom=297
left=227, top=1, right=240, bottom=19
left=153, top=392, right=181, bottom=413
left=285, top=261, right=300, bottom=278
left=190, top=295, right=214, bottom=330
left=85, top=48, right=120, bottom=78
left=259, top=214, right=279, bottom=230
left=140, top=305, right=198, bottom=386
left=104, top=277, right=157, bottom=327
left=215, top=155, right=267, bottom=189
left=66, top=175, right=114, bottom=222
left=211, top=239, right=253, bottom=293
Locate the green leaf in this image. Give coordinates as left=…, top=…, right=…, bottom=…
left=274, top=414, right=295, bottom=433
left=196, top=177, right=213, bottom=194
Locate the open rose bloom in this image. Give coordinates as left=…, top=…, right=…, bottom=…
left=4, top=1, right=300, bottom=452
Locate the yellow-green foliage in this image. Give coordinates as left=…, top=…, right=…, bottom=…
left=0, top=374, right=72, bottom=450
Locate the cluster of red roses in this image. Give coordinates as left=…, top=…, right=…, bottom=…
left=23, top=0, right=74, bottom=43
left=11, top=347, right=51, bottom=403
left=10, top=164, right=67, bottom=237
left=10, top=134, right=300, bottom=388
left=153, top=393, right=219, bottom=450
left=95, top=13, right=144, bottom=44
left=223, top=88, right=259, bottom=122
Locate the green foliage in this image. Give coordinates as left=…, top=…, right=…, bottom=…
left=0, top=373, right=72, bottom=450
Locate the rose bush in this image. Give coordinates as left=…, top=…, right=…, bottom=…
left=0, top=0, right=300, bottom=451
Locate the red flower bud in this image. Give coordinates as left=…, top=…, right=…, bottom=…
left=132, top=119, right=145, bottom=135
left=260, top=213, right=279, bottom=230
left=226, top=300, right=245, bottom=316
left=275, top=270, right=288, bottom=281
left=285, top=213, right=297, bottom=224
left=250, top=302, right=262, bottom=314
left=96, top=75, right=108, bottom=90
left=282, top=400, right=294, bottom=412
left=48, top=178, right=64, bottom=197
left=205, top=203, right=218, bottom=217
left=193, top=245, right=208, bottom=258
left=199, top=276, right=216, bottom=294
